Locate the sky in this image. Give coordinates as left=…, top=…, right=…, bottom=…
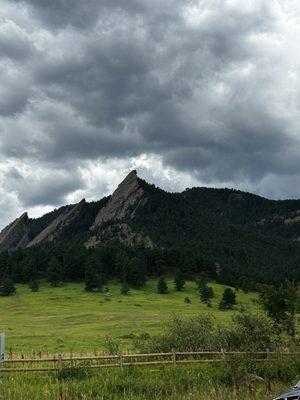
left=0, top=0, right=300, bottom=228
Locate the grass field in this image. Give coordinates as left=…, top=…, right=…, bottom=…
left=0, top=364, right=296, bottom=400
left=0, top=279, right=257, bottom=355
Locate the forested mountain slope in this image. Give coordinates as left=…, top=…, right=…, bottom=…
left=1, top=170, right=300, bottom=287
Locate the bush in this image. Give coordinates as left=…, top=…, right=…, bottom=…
left=57, top=364, right=89, bottom=380
left=219, top=311, right=282, bottom=351
left=135, top=314, right=219, bottom=353
left=104, top=336, right=122, bottom=355
left=0, top=277, right=16, bottom=296
left=134, top=311, right=289, bottom=354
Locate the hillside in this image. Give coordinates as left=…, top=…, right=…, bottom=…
left=0, top=280, right=256, bottom=355
left=0, top=170, right=300, bottom=287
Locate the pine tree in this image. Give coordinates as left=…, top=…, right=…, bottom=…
left=196, top=272, right=209, bottom=289
left=200, top=284, right=214, bottom=303
left=85, top=253, right=106, bottom=292
left=28, top=279, right=39, bottom=292
left=157, top=277, right=168, bottom=294
left=120, top=281, right=130, bottom=295
left=84, top=265, right=98, bottom=292
left=47, top=258, right=62, bottom=287
left=22, top=256, right=37, bottom=282
left=0, top=276, right=16, bottom=296
left=123, top=255, right=147, bottom=288
left=219, top=288, right=237, bottom=310
left=174, top=272, right=185, bottom=291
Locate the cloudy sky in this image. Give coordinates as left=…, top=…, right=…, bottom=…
left=0, top=0, right=300, bottom=227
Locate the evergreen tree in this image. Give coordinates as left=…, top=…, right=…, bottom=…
left=174, top=272, right=185, bottom=291
left=28, top=278, right=39, bottom=292
left=84, top=267, right=98, bottom=292
left=123, top=255, right=147, bottom=288
left=0, top=253, right=9, bottom=281
left=257, top=282, right=297, bottom=336
left=219, top=288, right=237, bottom=310
left=297, top=284, right=300, bottom=313
left=0, top=276, right=16, bottom=296
left=84, top=253, right=105, bottom=292
left=196, top=272, right=209, bottom=289
left=120, top=281, right=130, bottom=295
left=200, top=284, right=214, bottom=304
left=22, top=256, right=37, bottom=282
left=155, top=253, right=167, bottom=276
left=157, top=277, right=168, bottom=294
left=47, top=257, right=62, bottom=287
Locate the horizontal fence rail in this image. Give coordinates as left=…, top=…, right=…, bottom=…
left=0, top=351, right=299, bottom=373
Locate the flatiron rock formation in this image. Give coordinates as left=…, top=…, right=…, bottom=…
left=92, top=170, right=144, bottom=227
left=0, top=212, right=29, bottom=251
left=27, top=199, right=85, bottom=247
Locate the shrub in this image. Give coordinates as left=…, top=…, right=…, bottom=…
left=104, top=336, right=122, bottom=355
left=135, top=314, right=219, bottom=353
left=57, top=364, right=89, bottom=380
left=134, top=311, right=288, bottom=354
left=219, top=311, right=282, bottom=351
left=0, top=277, right=16, bottom=296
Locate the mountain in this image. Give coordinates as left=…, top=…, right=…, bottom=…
left=0, top=212, right=29, bottom=251
left=1, top=170, right=300, bottom=285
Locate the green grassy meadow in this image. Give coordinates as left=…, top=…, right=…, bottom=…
left=0, top=279, right=257, bottom=355
left=0, top=364, right=294, bottom=400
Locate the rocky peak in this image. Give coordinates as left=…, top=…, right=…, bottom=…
left=27, top=199, right=86, bottom=248
left=92, top=170, right=144, bottom=227
left=0, top=212, right=30, bottom=251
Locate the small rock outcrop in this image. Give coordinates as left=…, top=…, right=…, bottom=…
left=87, top=223, right=153, bottom=249
left=92, top=170, right=144, bottom=227
left=27, top=199, right=85, bottom=247
left=0, top=212, right=30, bottom=251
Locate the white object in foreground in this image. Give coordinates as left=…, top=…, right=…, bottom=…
left=0, top=333, right=4, bottom=362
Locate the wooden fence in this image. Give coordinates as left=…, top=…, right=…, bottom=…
left=0, top=351, right=299, bottom=373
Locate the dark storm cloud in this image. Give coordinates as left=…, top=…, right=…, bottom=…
left=4, top=166, right=86, bottom=207
left=0, top=0, right=300, bottom=221
left=16, top=0, right=148, bottom=30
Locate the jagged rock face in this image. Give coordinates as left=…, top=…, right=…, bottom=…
left=0, top=212, right=29, bottom=251
left=93, top=170, right=144, bottom=227
left=86, top=170, right=152, bottom=248
left=27, top=199, right=85, bottom=248
left=87, top=223, right=153, bottom=249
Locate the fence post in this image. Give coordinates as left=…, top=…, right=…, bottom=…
left=58, top=354, right=62, bottom=372
left=221, top=348, right=226, bottom=363
left=172, top=349, right=176, bottom=366
left=119, top=353, right=123, bottom=368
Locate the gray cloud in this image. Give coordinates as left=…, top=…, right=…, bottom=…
left=3, top=166, right=86, bottom=207
left=0, top=0, right=300, bottom=226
